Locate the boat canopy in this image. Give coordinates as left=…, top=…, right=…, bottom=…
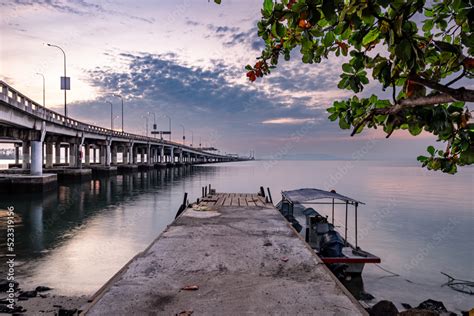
left=282, top=188, right=364, bottom=205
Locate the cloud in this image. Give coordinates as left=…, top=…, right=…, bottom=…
left=4, top=0, right=154, bottom=23
left=262, top=117, right=318, bottom=125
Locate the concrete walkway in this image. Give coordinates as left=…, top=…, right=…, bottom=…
left=85, top=193, right=366, bottom=315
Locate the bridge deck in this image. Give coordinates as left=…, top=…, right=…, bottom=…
left=84, top=192, right=365, bottom=315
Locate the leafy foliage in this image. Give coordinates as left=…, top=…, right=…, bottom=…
left=216, top=0, right=474, bottom=173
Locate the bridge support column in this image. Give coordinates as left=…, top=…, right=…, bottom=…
left=179, top=151, right=183, bottom=164
left=140, top=148, right=145, bottom=163
left=170, top=147, right=174, bottom=164
left=132, top=146, right=138, bottom=164
left=105, top=143, right=111, bottom=166
left=54, top=143, right=61, bottom=165
left=22, top=141, right=30, bottom=169
left=69, top=143, right=78, bottom=168
left=84, top=144, right=90, bottom=165
left=64, top=146, right=69, bottom=164
left=123, top=146, right=129, bottom=164
left=14, top=144, right=20, bottom=164
left=112, top=145, right=117, bottom=165
left=146, top=145, right=150, bottom=163
left=99, top=146, right=105, bottom=165
left=160, top=146, right=164, bottom=163
left=45, top=142, right=53, bottom=168
left=30, top=141, right=43, bottom=175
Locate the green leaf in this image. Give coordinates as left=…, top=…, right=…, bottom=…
left=362, top=28, right=380, bottom=46
left=427, top=146, right=435, bottom=156
left=214, top=0, right=221, bottom=3
left=395, top=39, right=412, bottom=61
left=263, top=0, right=273, bottom=14
left=342, top=63, right=354, bottom=73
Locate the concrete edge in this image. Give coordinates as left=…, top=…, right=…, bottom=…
left=270, top=201, right=369, bottom=316
left=81, top=215, right=182, bottom=315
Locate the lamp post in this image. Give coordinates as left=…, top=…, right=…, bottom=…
left=45, top=43, right=67, bottom=117
left=199, top=137, right=202, bottom=148
left=35, top=73, right=46, bottom=108
left=148, top=112, right=157, bottom=137
left=143, top=115, right=149, bottom=137
left=180, top=124, right=185, bottom=145
left=112, top=115, right=119, bottom=131
left=106, top=101, right=113, bottom=130
left=161, top=114, right=171, bottom=141
left=191, top=131, right=194, bottom=147
left=113, top=94, right=124, bottom=133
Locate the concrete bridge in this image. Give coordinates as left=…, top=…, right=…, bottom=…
left=0, top=80, right=247, bottom=190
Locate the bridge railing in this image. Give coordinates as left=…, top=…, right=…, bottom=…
left=0, top=81, right=228, bottom=158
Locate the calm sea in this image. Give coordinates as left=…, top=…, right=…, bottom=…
left=0, top=160, right=472, bottom=312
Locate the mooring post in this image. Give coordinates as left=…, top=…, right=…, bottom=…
left=266, top=187, right=273, bottom=204
left=259, top=186, right=266, bottom=197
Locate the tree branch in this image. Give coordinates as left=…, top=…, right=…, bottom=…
left=409, top=75, right=474, bottom=102
left=350, top=93, right=469, bottom=137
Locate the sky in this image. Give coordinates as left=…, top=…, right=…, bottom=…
left=0, top=0, right=448, bottom=160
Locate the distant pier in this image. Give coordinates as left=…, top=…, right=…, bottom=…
left=84, top=190, right=366, bottom=315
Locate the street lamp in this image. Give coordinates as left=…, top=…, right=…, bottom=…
left=190, top=131, right=194, bottom=147
left=35, top=72, right=45, bottom=108
left=180, top=124, right=185, bottom=145
left=45, top=43, right=67, bottom=117
left=112, top=94, right=124, bottom=133
left=143, top=115, right=149, bottom=137
left=160, top=114, right=171, bottom=141
left=148, top=112, right=157, bottom=137
left=106, top=101, right=113, bottom=130
left=112, top=115, right=119, bottom=130
left=199, top=137, right=202, bottom=148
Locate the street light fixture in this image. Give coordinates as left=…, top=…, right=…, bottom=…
left=180, top=124, right=185, bottom=145
left=35, top=72, right=46, bottom=108
left=106, top=101, right=113, bottom=130
left=143, top=115, right=149, bottom=137
left=148, top=112, right=157, bottom=138
left=112, top=94, right=124, bottom=133
left=45, top=43, right=68, bottom=117
left=190, top=130, right=194, bottom=147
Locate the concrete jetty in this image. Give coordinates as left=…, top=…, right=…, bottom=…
left=84, top=191, right=366, bottom=315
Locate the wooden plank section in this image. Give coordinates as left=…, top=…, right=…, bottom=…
left=216, top=194, right=226, bottom=206
left=239, top=196, right=248, bottom=207
left=223, top=194, right=232, bottom=206
left=231, top=195, right=239, bottom=206
left=246, top=195, right=257, bottom=207
left=86, top=193, right=365, bottom=316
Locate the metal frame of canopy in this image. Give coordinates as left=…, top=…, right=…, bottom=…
left=281, top=188, right=365, bottom=248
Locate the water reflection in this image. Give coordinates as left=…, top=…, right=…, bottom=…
left=0, top=161, right=471, bottom=310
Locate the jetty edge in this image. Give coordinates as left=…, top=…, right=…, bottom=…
left=83, top=190, right=367, bottom=315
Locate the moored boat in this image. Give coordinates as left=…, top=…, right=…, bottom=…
left=277, top=188, right=380, bottom=276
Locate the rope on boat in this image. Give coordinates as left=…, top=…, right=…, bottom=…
left=441, top=272, right=474, bottom=295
